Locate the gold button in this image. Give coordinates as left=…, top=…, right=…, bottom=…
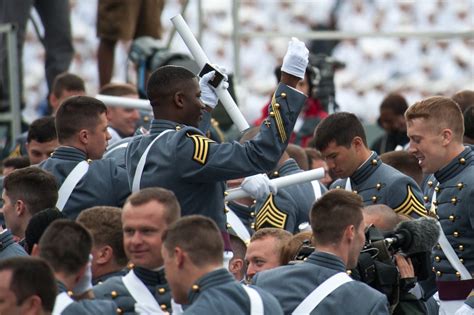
left=454, top=231, right=459, bottom=237
left=67, top=291, right=74, bottom=297
left=336, top=186, right=341, bottom=189
left=371, top=159, right=378, bottom=166
left=111, top=291, right=118, bottom=298
left=451, top=197, right=457, bottom=205
left=353, top=190, right=358, bottom=194
left=158, top=288, right=166, bottom=294
left=192, top=284, right=200, bottom=292
left=143, top=116, right=150, bottom=122
left=435, top=186, right=440, bottom=193
left=459, top=245, right=464, bottom=251
left=273, top=171, right=279, bottom=177
left=435, top=256, right=441, bottom=263
left=86, top=159, right=93, bottom=164
left=280, top=92, right=287, bottom=98
left=376, top=183, right=382, bottom=190
left=459, top=157, right=466, bottom=165
left=175, top=125, right=181, bottom=131
left=437, top=244, right=441, bottom=250
left=224, top=191, right=228, bottom=196
left=449, top=215, right=455, bottom=222
left=224, top=207, right=229, bottom=213
left=423, top=196, right=429, bottom=202
left=433, top=200, right=439, bottom=206
left=226, top=223, right=231, bottom=229
left=457, top=183, right=464, bottom=190
left=436, top=271, right=442, bottom=277
left=269, top=111, right=275, bottom=117
left=251, top=223, right=255, bottom=230
left=161, top=304, right=167, bottom=310
left=456, top=271, right=461, bottom=279
left=127, top=263, right=135, bottom=269
left=117, top=308, right=123, bottom=315
left=346, top=270, right=352, bottom=275
left=432, top=267, right=435, bottom=272
left=371, top=196, right=377, bottom=203
left=274, top=103, right=280, bottom=109
left=428, top=181, right=433, bottom=187
left=250, top=211, right=255, bottom=217
left=460, top=258, right=464, bottom=264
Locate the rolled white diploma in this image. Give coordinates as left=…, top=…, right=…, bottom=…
left=171, top=14, right=250, bottom=132
left=225, top=167, right=326, bottom=201
left=96, top=94, right=152, bottom=111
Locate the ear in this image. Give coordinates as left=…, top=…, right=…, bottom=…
left=96, top=245, right=113, bottom=265
left=20, top=295, right=42, bottom=313
left=441, top=128, right=453, bottom=146
left=352, top=137, right=364, bottom=150
left=173, top=91, right=185, bottom=109
left=15, top=199, right=26, bottom=216
left=345, top=224, right=356, bottom=243
left=174, top=247, right=186, bottom=268
left=78, top=129, right=89, bottom=145
left=31, top=244, right=40, bottom=257
left=229, top=258, right=244, bottom=274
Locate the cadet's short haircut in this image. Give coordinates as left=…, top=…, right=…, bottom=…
left=27, top=116, right=57, bottom=143
left=311, top=190, right=364, bottom=245
left=146, top=65, right=196, bottom=108
left=125, top=187, right=181, bottom=225
left=3, top=167, right=58, bottom=216
left=24, top=208, right=65, bottom=255
left=452, top=90, right=474, bottom=113
left=2, top=156, right=30, bottom=170
left=286, top=144, right=309, bottom=171
left=39, top=219, right=92, bottom=275
left=280, top=231, right=313, bottom=265
left=162, top=215, right=223, bottom=267
left=380, top=93, right=408, bottom=116
left=405, top=96, right=464, bottom=143
left=77, top=206, right=127, bottom=266
left=362, top=204, right=401, bottom=232
left=55, top=96, right=107, bottom=143
left=250, top=228, right=292, bottom=258
left=99, top=83, right=138, bottom=97
left=313, top=112, right=367, bottom=151
left=0, top=257, right=57, bottom=312
left=380, top=150, right=422, bottom=185
left=463, top=106, right=474, bottom=140
left=229, top=234, right=247, bottom=261
left=51, top=72, right=85, bottom=99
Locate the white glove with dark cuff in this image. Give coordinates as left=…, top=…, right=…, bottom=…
left=241, top=174, right=278, bottom=201
left=199, top=69, right=229, bottom=109
left=281, top=37, right=309, bottom=80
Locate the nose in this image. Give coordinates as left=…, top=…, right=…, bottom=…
left=407, top=141, right=416, bottom=154
left=131, top=109, right=140, bottom=121
left=326, top=159, right=336, bottom=170
left=246, top=263, right=256, bottom=279
left=129, top=231, right=143, bottom=246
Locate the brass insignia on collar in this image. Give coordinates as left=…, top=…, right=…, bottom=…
left=393, top=185, right=427, bottom=217
left=255, top=194, right=287, bottom=230
left=186, top=133, right=215, bottom=165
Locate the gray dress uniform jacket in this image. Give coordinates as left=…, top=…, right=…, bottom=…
left=426, top=147, right=474, bottom=295
left=184, top=268, right=283, bottom=315
left=56, top=282, right=117, bottom=315
left=331, top=152, right=427, bottom=218
left=254, top=158, right=327, bottom=233
left=125, top=84, right=306, bottom=231
left=93, top=267, right=171, bottom=314
left=0, top=229, right=27, bottom=260
left=39, top=146, right=130, bottom=219
left=253, top=251, right=390, bottom=315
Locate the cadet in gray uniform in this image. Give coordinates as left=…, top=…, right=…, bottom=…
left=253, top=190, right=390, bottom=314
left=125, top=39, right=309, bottom=249
left=313, top=112, right=427, bottom=218
left=162, top=215, right=283, bottom=314
left=0, top=226, right=27, bottom=260
left=34, top=219, right=117, bottom=315
left=406, top=96, right=474, bottom=313
left=93, top=188, right=181, bottom=314
left=39, top=96, right=130, bottom=219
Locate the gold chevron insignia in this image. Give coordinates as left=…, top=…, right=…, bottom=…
left=393, top=185, right=427, bottom=217
left=255, top=194, right=287, bottom=230
left=270, top=94, right=287, bottom=143
left=186, top=133, right=215, bottom=165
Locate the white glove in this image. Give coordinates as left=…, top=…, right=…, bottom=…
left=241, top=174, right=277, bottom=201
left=455, top=304, right=474, bottom=315
left=281, top=37, right=309, bottom=80
left=199, top=69, right=229, bottom=109
left=73, top=254, right=93, bottom=295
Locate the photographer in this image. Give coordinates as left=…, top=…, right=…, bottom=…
left=252, top=190, right=389, bottom=314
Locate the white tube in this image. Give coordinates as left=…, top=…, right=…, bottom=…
left=96, top=94, right=152, bottom=111
left=225, top=167, right=326, bottom=201
left=171, top=14, right=250, bottom=132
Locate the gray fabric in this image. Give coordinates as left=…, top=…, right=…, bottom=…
left=0, top=229, right=27, bottom=260
left=253, top=251, right=390, bottom=315
left=331, top=152, right=427, bottom=218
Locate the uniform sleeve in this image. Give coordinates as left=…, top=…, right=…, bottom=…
left=367, top=295, right=390, bottom=315
left=389, top=177, right=427, bottom=218
left=109, top=162, right=131, bottom=207
left=175, top=84, right=306, bottom=183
